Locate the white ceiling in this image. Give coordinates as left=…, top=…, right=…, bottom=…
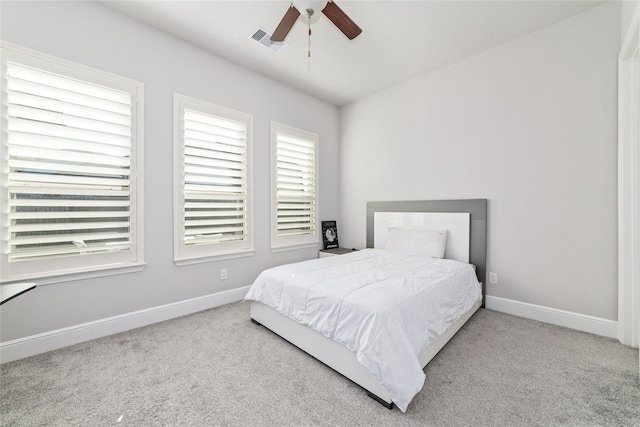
left=102, top=0, right=606, bottom=106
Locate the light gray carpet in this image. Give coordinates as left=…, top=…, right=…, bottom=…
left=1, top=302, right=639, bottom=426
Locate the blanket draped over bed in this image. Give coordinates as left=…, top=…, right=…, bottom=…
left=245, top=249, right=481, bottom=412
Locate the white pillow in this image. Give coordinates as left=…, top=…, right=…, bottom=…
left=385, top=228, right=448, bottom=258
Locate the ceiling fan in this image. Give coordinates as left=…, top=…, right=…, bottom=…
left=270, top=0, right=362, bottom=43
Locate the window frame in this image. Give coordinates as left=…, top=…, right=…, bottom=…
left=173, top=94, right=254, bottom=265
left=270, top=121, right=319, bottom=251
left=0, top=41, right=145, bottom=284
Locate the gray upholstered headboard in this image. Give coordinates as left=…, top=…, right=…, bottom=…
left=366, top=199, right=487, bottom=305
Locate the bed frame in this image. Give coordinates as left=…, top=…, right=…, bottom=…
left=250, top=199, right=487, bottom=409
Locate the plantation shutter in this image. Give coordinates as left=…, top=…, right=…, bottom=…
left=182, top=109, right=247, bottom=246
left=275, top=132, right=316, bottom=237
left=6, top=61, right=133, bottom=262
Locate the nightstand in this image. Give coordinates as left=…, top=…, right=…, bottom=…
left=319, top=248, right=358, bottom=258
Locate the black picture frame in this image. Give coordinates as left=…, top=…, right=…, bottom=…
left=322, top=221, right=339, bottom=249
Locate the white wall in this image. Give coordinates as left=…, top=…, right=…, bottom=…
left=0, top=1, right=340, bottom=342
left=339, top=2, right=621, bottom=320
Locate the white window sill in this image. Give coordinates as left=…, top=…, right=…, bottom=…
left=1, top=262, right=146, bottom=286
left=174, top=250, right=255, bottom=267
left=270, top=243, right=319, bottom=253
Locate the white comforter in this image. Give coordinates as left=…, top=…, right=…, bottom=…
left=244, top=249, right=481, bottom=412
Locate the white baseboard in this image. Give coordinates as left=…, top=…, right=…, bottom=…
left=1, top=291, right=619, bottom=364
left=485, top=296, right=618, bottom=339
left=0, top=286, right=251, bottom=364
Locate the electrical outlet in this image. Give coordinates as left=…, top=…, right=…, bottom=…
left=220, top=269, right=227, bottom=280
left=489, top=272, right=498, bottom=285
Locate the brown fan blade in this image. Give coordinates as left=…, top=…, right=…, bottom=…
left=271, top=4, right=300, bottom=42
left=322, top=1, right=362, bottom=40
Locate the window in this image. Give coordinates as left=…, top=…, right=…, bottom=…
left=0, top=43, right=144, bottom=283
left=271, top=122, right=319, bottom=250
left=173, top=95, right=253, bottom=263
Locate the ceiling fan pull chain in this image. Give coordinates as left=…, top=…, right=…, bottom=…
left=308, top=13, right=312, bottom=59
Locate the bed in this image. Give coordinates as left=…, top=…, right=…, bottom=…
left=245, top=199, right=487, bottom=412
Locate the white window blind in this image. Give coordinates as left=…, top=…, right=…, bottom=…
left=183, top=109, right=247, bottom=245
left=271, top=122, right=318, bottom=249
left=1, top=43, right=143, bottom=282
left=174, top=95, right=253, bottom=263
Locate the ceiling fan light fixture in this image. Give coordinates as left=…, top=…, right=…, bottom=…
left=292, top=0, right=327, bottom=23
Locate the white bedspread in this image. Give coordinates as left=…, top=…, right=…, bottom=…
left=244, top=249, right=481, bottom=412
